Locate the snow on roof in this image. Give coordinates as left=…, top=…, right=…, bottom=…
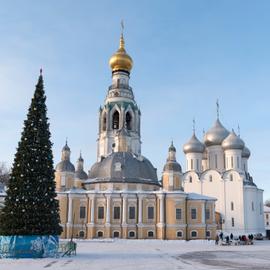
left=264, top=205, right=270, bottom=212
left=187, top=193, right=216, bottom=201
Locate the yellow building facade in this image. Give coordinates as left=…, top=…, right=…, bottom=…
left=55, top=33, right=216, bottom=240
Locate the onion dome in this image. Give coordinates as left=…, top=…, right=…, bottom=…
left=242, top=146, right=251, bottom=158
left=183, top=134, right=205, bottom=154
left=169, top=141, right=176, bottom=152
left=222, top=130, right=245, bottom=150
left=55, top=141, right=75, bottom=172
left=163, top=142, right=182, bottom=172
left=75, top=153, right=88, bottom=180
left=204, top=119, right=230, bottom=147
left=109, top=34, right=133, bottom=73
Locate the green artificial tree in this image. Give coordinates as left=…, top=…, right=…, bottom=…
left=0, top=70, right=62, bottom=236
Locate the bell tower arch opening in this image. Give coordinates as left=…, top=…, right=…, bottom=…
left=112, top=110, right=120, bottom=130
left=126, top=111, right=132, bottom=130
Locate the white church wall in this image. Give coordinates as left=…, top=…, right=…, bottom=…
left=223, top=171, right=244, bottom=234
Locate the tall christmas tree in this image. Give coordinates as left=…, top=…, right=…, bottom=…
left=0, top=70, right=62, bottom=236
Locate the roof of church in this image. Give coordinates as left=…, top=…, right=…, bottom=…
left=187, top=192, right=217, bottom=201
left=55, top=160, right=75, bottom=172
left=86, top=152, right=160, bottom=186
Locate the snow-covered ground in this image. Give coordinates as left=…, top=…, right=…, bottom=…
left=1, top=239, right=270, bottom=270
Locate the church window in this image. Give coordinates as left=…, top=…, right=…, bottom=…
left=80, top=206, right=86, bottom=219
left=237, top=156, right=240, bottom=168
left=113, top=231, right=120, bottom=238
left=209, top=175, right=213, bottom=182
left=129, top=231, right=135, bottom=238
left=252, top=202, right=254, bottom=211
left=191, top=231, right=197, bottom=238
left=191, top=159, right=194, bottom=170
left=102, top=114, right=106, bottom=131
left=267, top=222, right=269, bottom=226
left=97, top=231, right=103, bottom=238
left=98, top=206, right=104, bottom=219
left=176, top=208, right=182, bottom=220
left=189, top=176, right=192, bottom=183
left=231, top=156, right=234, bottom=168
left=177, top=231, right=183, bottom=238
left=129, top=206, right=136, bottom=219
left=266, top=214, right=269, bottom=219
left=244, top=163, right=246, bottom=171
left=230, top=174, right=233, bottom=181
left=196, top=159, right=199, bottom=170
left=148, top=231, right=154, bottom=238
left=148, top=206, right=154, bottom=219
left=205, top=209, right=210, bottom=220
left=191, top=208, right=197, bottom=219
left=231, top=202, right=234, bottom=211
left=113, top=206, right=121, bottom=219
left=215, top=155, right=218, bottom=169
left=232, top=217, right=235, bottom=227
left=112, top=111, right=119, bottom=129
left=126, top=111, right=132, bottom=130
left=206, top=231, right=211, bottom=238
left=79, top=231, right=85, bottom=238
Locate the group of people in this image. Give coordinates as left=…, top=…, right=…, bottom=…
left=215, top=232, right=254, bottom=245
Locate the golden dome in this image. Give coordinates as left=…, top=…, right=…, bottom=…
left=109, top=34, right=133, bottom=73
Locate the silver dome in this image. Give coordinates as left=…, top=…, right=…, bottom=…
left=55, top=160, right=75, bottom=172
left=222, top=130, right=245, bottom=150
left=242, top=146, right=251, bottom=158
left=204, top=119, right=230, bottom=147
left=86, top=152, right=159, bottom=186
left=183, top=134, right=205, bottom=154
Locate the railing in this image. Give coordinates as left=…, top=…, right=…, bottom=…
left=108, top=84, right=133, bottom=91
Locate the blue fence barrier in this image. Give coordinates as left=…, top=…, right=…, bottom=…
left=0, top=235, right=59, bottom=258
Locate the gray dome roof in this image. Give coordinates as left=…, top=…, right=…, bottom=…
left=62, top=142, right=70, bottom=152
left=87, top=152, right=159, bottom=185
left=222, top=130, right=245, bottom=150
left=169, top=141, right=176, bottom=152
left=204, top=119, right=230, bottom=147
left=163, top=161, right=182, bottom=172
left=55, top=160, right=75, bottom=172
left=75, top=170, right=88, bottom=180
left=242, top=146, right=251, bottom=158
left=183, top=134, right=205, bottom=154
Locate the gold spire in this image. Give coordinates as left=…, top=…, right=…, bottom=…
left=109, top=24, right=133, bottom=73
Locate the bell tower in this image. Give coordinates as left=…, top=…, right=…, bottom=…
left=97, top=31, right=141, bottom=161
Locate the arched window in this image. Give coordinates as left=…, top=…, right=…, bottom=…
left=206, top=231, right=211, bottom=238
left=177, top=231, right=183, bottom=238
left=97, top=231, right=103, bottom=238
left=189, top=176, right=192, bottom=183
left=126, top=112, right=132, bottom=130
left=148, top=231, right=154, bottom=238
left=102, top=114, right=106, bottom=131
left=191, top=231, right=197, bottom=238
left=129, top=231, right=136, bottom=238
left=112, top=111, right=119, bottom=130
left=230, top=174, right=233, bottom=181
left=79, top=231, right=85, bottom=238
left=209, top=175, right=213, bottom=182
left=113, top=231, right=120, bottom=238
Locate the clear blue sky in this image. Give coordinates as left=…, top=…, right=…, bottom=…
left=0, top=1, right=270, bottom=200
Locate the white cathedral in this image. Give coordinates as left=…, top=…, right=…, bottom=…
left=183, top=118, right=265, bottom=234
left=52, top=31, right=264, bottom=238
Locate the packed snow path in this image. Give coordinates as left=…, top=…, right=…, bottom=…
left=1, top=239, right=270, bottom=270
